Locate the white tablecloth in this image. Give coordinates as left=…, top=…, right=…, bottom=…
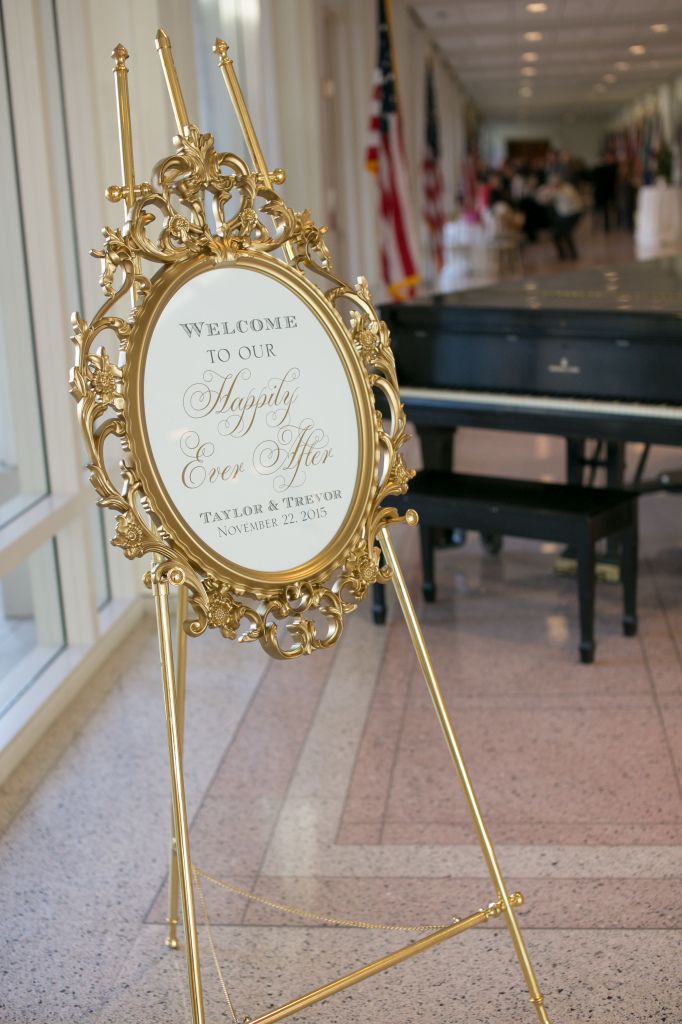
left=635, top=182, right=682, bottom=257
left=438, top=218, right=495, bottom=291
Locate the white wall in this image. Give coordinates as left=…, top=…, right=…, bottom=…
left=480, top=116, right=607, bottom=167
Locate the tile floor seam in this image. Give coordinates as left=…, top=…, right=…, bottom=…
left=374, top=610, right=464, bottom=843
left=247, top=638, right=344, bottom=923
left=137, top=921, right=682, bottom=932
left=378, top=643, right=420, bottom=848
left=378, top=818, right=682, bottom=826
left=651, top=553, right=682, bottom=680
left=638, top=557, right=682, bottom=804
left=141, top=650, right=269, bottom=925
left=332, top=620, right=391, bottom=847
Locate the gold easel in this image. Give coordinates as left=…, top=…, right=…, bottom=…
left=103, top=32, right=555, bottom=1024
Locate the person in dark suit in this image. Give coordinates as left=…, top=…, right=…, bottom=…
left=592, top=151, right=617, bottom=232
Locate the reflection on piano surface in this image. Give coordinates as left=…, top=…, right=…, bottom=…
left=382, top=257, right=682, bottom=454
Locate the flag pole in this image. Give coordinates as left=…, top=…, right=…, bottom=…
left=383, top=0, right=407, bottom=132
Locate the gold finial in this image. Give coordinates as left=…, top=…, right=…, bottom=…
left=211, top=34, right=293, bottom=260
left=155, top=27, right=190, bottom=132
left=213, top=38, right=230, bottom=63
left=112, top=43, right=129, bottom=69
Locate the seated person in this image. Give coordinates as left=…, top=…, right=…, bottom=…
left=537, top=173, right=584, bottom=260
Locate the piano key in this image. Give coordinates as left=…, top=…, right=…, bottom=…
left=400, top=387, right=682, bottom=421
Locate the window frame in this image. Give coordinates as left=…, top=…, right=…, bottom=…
left=0, top=0, right=142, bottom=784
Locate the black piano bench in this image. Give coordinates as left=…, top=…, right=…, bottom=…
left=374, top=470, right=638, bottom=664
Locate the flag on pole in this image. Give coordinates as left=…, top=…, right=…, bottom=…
left=366, top=0, right=420, bottom=301
left=422, top=60, right=445, bottom=274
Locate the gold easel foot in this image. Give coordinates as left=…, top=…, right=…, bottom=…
left=166, top=918, right=180, bottom=949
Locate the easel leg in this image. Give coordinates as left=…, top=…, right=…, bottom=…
left=378, top=526, right=553, bottom=1024
left=153, top=572, right=206, bottom=1024
left=167, top=583, right=188, bottom=949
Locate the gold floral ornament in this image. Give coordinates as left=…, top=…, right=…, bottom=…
left=204, top=579, right=262, bottom=641
left=70, top=103, right=414, bottom=659
left=112, top=512, right=147, bottom=560
left=347, top=548, right=379, bottom=585
left=87, top=349, right=120, bottom=405
left=350, top=311, right=389, bottom=364
left=388, top=453, right=413, bottom=494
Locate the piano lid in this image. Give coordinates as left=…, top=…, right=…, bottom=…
left=417, top=257, right=682, bottom=316
left=380, top=255, right=682, bottom=407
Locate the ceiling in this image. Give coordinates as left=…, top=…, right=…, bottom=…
left=410, top=0, right=682, bottom=120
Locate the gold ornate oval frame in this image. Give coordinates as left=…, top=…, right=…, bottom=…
left=126, top=251, right=378, bottom=595
left=70, top=124, right=413, bottom=658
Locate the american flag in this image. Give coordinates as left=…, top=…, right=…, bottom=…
left=422, top=61, right=445, bottom=274
left=366, top=0, right=420, bottom=300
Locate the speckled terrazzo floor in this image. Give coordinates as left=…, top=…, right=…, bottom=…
left=1, top=428, right=681, bottom=1023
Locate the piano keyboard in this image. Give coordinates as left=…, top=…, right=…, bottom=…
left=400, top=387, right=682, bottom=422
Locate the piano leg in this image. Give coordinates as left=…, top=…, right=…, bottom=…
left=621, top=515, right=638, bottom=638
left=606, top=440, right=625, bottom=487
left=576, top=532, right=596, bottom=664
left=420, top=526, right=436, bottom=602
left=560, top=440, right=626, bottom=584
left=555, top=440, right=585, bottom=577
left=566, top=438, right=585, bottom=485
left=420, top=427, right=463, bottom=551
left=604, top=442, right=626, bottom=579
left=419, top=426, right=455, bottom=472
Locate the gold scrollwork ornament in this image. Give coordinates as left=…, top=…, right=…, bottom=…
left=70, top=123, right=414, bottom=659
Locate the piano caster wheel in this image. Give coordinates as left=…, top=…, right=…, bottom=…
left=451, top=528, right=467, bottom=548
left=480, top=531, right=503, bottom=556
left=579, top=642, right=595, bottom=664
left=623, top=617, right=637, bottom=637
left=423, top=583, right=437, bottom=603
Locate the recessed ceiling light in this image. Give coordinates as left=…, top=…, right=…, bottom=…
left=526, top=2, right=548, bottom=12
left=651, top=23, right=669, bottom=33
left=519, top=86, right=534, bottom=97
left=614, top=62, right=630, bottom=71
left=629, top=44, right=646, bottom=55
left=522, top=51, right=540, bottom=61
left=520, top=66, right=538, bottom=76
left=603, top=73, right=617, bottom=83
left=524, top=31, right=543, bottom=41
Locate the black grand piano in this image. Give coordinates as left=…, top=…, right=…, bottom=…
left=382, top=256, right=682, bottom=486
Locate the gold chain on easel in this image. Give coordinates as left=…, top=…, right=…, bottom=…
left=193, top=862, right=462, bottom=1024
left=193, top=865, right=458, bottom=933
left=195, top=868, right=241, bottom=1024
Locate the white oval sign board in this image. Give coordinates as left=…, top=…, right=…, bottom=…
left=143, top=264, right=361, bottom=575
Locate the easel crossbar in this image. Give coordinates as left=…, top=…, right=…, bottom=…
left=246, top=893, right=523, bottom=1024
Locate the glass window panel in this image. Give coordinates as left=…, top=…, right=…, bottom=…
left=0, top=539, right=65, bottom=717
left=0, top=9, right=50, bottom=527
left=89, top=505, right=111, bottom=611
left=192, top=0, right=253, bottom=158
